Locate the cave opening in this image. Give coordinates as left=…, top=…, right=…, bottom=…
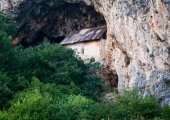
left=14, top=1, right=107, bottom=46
left=100, top=67, right=119, bottom=92
left=49, top=36, right=65, bottom=44
left=108, top=70, right=118, bottom=92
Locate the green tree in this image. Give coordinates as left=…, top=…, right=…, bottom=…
left=0, top=78, right=94, bottom=120
left=0, top=12, right=103, bottom=108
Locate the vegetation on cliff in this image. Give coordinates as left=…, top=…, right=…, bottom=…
left=0, top=12, right=170, bottom=120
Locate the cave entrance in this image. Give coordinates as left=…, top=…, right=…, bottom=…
left=45, top=2, right=107, bottom=44
left=99, top=66, right=118, bottom=93
left=106, top=70, right=118, bottom=92
left=48, top=36, right=65, bottom=44
left=14, top=1, right=106, bottom=46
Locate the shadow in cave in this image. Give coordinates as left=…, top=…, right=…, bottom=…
left=48, top=36, right=65, bottom=44
left=99, top=66, right=119, bottom=93
left=107, top=70, right=118, bottom=92
left=37, top=31, right=66, bottom=44
left=13, top=1, right=106, bottom=46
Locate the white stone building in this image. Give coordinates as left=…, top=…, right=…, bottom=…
left=60, top=26, right=107, bottom=63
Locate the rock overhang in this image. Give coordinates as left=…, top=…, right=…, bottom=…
left=7, top=0, right=106, bottom=46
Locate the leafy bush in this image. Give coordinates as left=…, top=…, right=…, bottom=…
left=17, top=42, right=86, bottom=84
left=0, top=40, right=103, bottom=108
left=1, top=86, right=169, bottom=120
left=0, top=12, right=17, bottom=71
left=92, top=89, right=170, bottom=120
left=0, top=12, right=16, bottom=36
left=161, top=105, right=170, bottom=119
left=0, top=72, right=13, bottom=108
left=0, top=78, right=94, bottom=120
left=15, top=42, right=103, bottom=99
left=0, top=12, right=28, bottom=108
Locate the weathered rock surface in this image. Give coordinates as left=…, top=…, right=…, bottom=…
left=93, top=0, right=170, bottom=105
left=1, top=0, right=170, bottom=105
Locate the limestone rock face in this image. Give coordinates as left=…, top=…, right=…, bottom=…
left=1, top=0, right=170, bottom=105
left=92, top=0, right=170, bottom=105
left=0, top=0, right=23, bottom=18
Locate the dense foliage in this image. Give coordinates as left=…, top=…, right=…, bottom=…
left=92, top=90, right=170, bottom=120
left=0, top=34, right=102, bottom=108
left=0, top=12, right=170, bottom=120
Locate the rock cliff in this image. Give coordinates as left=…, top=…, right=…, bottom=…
left=1, top=0, right=170, bottom=105
left=93, top=0, right=170, bottom=105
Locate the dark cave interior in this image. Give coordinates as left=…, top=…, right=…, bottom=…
left=14, top=1, right=106, bottom=46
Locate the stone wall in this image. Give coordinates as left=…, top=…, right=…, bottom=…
left=65, top=39, right=106, bottom=63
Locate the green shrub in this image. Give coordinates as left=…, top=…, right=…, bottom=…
left=17, top=42, right=86, bottom=84
left=116, top=89, right=161, bottom=119
left=80, top=74, right=103, bottom=99
left=0, top=78, right=95, bottom=120
left=161, top=105, right=170, bottom=119
left=92, top=89, right=167, bottom=120
left=16, top=42, right=103, bottom=100
left=1, top=80, right=170, bottom=120
left=0, top=39, right=103, bottom=108
left=0, top=12, right=17, bottom=71
left=0, top=72, right=13, bottom=108
left=0, top=12, right=28, bottom=108
left=0, top=12, right=16, bottom=36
